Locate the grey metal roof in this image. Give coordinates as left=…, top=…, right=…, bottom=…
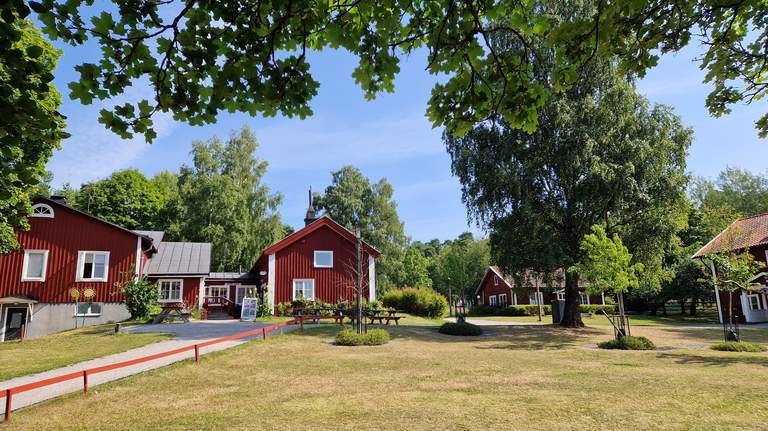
left=146, top=242, right=212, bottom=275
left=207, top=272, right=259, bottom=281
left=133, top=230, right=165, bottom=245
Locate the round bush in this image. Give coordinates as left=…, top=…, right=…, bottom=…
left=438, top=321, right=483, bottom=336
left=381, top=288, right=448, bottom=318
left=598, top=336, right=655, bottom=350
left=711, top=341, right=766, bottom=352
left=335, top=328, right=390, bottom=346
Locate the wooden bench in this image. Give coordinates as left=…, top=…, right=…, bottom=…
left=367, top=315, right=403, bottom=325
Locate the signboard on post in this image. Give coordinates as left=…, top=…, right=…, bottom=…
left=240, top=297, right=258, bottom=320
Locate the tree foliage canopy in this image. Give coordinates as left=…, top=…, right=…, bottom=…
left=0, top=15, right=67, bottom=253
left=570, top=225, right=644, bottom=296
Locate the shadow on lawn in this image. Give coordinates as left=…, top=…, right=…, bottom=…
left=657, top=351, right=768, bottom=368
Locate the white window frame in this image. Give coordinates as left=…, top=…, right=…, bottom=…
left=158, top=279, right=184, bottom=303
left=499, top=293, right=508, bottom=307
left=206, top=285, right=229, bottom=300
left=21, top=249, right=48, bottom=282
left=292, top=279, right=315, bottom=300
left=30, top=203, right=54, bottom=218
left=235, top=285, right=258, bottom=305
left=74, top=302, right=102, bottom=317
left=489, top=295, right=497, bottom=306
left=494, top=275, right=499, bottom=286
left=313, top=250, right=333, bottom=268
left=75, top=251, right=110, bottom=282
left=556, top=290, right=565, bottom=301
left=580, top=292, right=590, bottom=305
left=530, top=292, right=544, bottom=305
left=747, top=294, right=765, bottom=311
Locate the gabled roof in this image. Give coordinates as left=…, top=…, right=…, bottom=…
left=475, top=266, right=587, bottom=295
left=474, top=266, right=514, bottom=295
left=253, top=216, right=379, bottom=270
left=133, top=230, right=165, bottom=245
left=34, top=196, right=156, bottom=253
left=693, top=212, right=768, bottom=258
left=208, top=272, right=260, bottom=281
left=146, top=242, right=212, bottom=276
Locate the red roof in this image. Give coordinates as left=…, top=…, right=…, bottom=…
left=693, top=212, right=768, bottom=258
left=252, top=216, right=379, bottom=270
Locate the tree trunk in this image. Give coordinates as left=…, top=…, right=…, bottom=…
left=559, top=271, right=583, bottom=327
left=535, top=284, right=542, bottom=322
left=679, top=298, right=686, bottom=315
left=355, top=230, right=363, bottom=334
left=689, top=296, right=698, bottom=316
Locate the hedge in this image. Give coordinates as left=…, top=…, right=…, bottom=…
left=470, top=303, right=615, bottom=317
left=335, top=329, right=390, bottom=346
left=710, top=341, right=766, bottom=352
left=438, top=321, right=483, bottom=336
left=380, top=288, right=448, bottom=318
left=598, top=336, right=656, bottom=350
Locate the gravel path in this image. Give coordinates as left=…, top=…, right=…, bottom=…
left=0, top=320, right=296, bottom=416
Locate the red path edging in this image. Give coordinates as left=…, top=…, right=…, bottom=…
left=1, top=319, right=299, bottom=421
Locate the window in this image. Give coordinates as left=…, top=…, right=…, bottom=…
left=556, top=290, right=565, bottom=301
left=748, top=294, right=765, bottom=311
left=489, top=295, right=497, bottom=306
left=499, top=293, right=508, bottom=307
left=75, top=302, right=102, bottom=316
left=293, top=279, right=315, bottom=300
left=206, top=285, right=229, bottom=299
left=30, top=203, right=54, bottom=218
left=76, top=251, right=109, bottom=282
left=314, top=250, right=333, bottom=268
left=530, top=292, right=544, bottom=305
left=22, top=250, right=48, bottom=281
left=235, top=286, right=258, bottom=305
left=494, top=275, right=499, bottom=286
left=158, top=279, right=183, bottom=302
left=579, top=293, right=590, bottom=305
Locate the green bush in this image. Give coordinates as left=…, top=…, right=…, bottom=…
left=579, top=304, right=616, bottom=315
left=381, top=288, right=448, bottom=318
left=710, top=341, right=766, bottom=352
left=335, top=328, right=390, bottom=346
left=470, top=304, right=552, bottom=316
left=598, top=336, right=656, bottom=350
left=438, top=321, right=483, bottom=336
left=274, top=302, right=293, bottom=316
left=120, top=277, right=159, bottom=320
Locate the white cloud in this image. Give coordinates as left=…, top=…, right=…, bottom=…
left=254, top=110, right=444, bottom=172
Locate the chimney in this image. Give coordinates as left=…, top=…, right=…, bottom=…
left=304, top=187, right=318, bottom=226
left=49, top=195, right=68, bottom=206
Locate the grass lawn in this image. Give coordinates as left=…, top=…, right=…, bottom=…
left=0, top=323, right=170, bottom=381
left=5, top=320, right=768, bottom=430
left=470, top=311, right=720, bottom=326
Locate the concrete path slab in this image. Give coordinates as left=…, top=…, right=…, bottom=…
left=0, top=320, right=296, bottom=416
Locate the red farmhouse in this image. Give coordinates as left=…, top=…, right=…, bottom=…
left=252, top=213, right=380, bottom=311
left=475, top=266, right=604, bottom=308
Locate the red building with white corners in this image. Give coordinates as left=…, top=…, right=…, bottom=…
left=475, top=266, right=604, bottom=308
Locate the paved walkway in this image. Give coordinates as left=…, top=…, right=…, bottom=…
left=0, top=320, right=296, bottom=415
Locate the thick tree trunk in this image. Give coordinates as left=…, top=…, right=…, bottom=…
left=679, top=299, right=686, bottom=315
left=559, top=271, right=583, bottom=327
left=689, top=297, right=698, bottom=316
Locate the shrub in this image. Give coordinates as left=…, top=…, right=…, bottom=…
left=438, top=321, right=483, bottom=336
left=470, top=304, right=552, bottom=317
left=710, top=341, right=766, bottom=352
left=579, top=304, right=616, bottom=316
left=598, top=336, right=656, bottom=350
left=335, top=328, right=390, bottom=346
left=274, top=302, right=293, bottom=317
left=381, top=288, right=448, bottom=318
left=120, top=277, right=159, bottom=320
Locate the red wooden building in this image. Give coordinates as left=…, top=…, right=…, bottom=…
left=475, top=266, right=604, bottom=308
left=693, top=212, right=768, bottom=324
left=0, top=197, right=157, bottom=341
left=252, top=214, right=379, bottom=311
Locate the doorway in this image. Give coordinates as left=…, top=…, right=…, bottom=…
left=4, top=307, right=28, bottom=341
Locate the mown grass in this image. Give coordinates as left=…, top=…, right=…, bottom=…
left=470, top=312, right=720, bottom=326
left=0, top=323, right=170, bottom=381
left=4, top=322, right=768, bottom=430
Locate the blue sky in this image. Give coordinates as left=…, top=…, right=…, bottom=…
left=46, top=34, right=767, bottom=242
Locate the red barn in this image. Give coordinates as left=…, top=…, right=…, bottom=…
left=475, top=266, right=604, bottom=308
left=0, top=197, right=156, bottom=341
left=252, top=215, right=379, bottom=311
left=693, top=212, right=768, bottom=324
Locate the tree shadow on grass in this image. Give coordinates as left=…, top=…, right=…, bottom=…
left=656, top=351, right=768, bottom=368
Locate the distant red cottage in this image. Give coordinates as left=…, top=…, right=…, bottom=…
left=252, top=214, right=380, bottom=311
left=475, top=266, right=604, bottom=308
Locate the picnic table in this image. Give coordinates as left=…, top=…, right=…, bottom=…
left=347, top=309, right=404, bottom=326
left=152, top=303, right=191, bottom=324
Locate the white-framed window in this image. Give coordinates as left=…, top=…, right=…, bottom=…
left=75, top=302, right=102, bottom=317
left=494, top=275, right=499, bottom=286
left=158, top=279, right=183, bottom=303
left=235, top=286, right=258, bottom=305
left=314, top=250, right=333, bottom=268
left=748, top=294, right=765, bottom=311
left=499, top=293, right=508, bottom=307
left=579, top=293, right=590, bottom=305
left=489, top=295, right=497, bottom=306
left=21, top=250, right=48, bottom=281
left=30, top=203, right=54, bottom=218
left=556, top=290, right=565, bottom=301
left=206, top=285, right=229, bottom=299
left=76, top=251, right=109, bottom=282
left=293, top=279, right=315, bottom=300
left=530, top=292, right=544, bottom=305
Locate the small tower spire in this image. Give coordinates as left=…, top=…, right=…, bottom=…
left=304, top=187, right=318, bottom=226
